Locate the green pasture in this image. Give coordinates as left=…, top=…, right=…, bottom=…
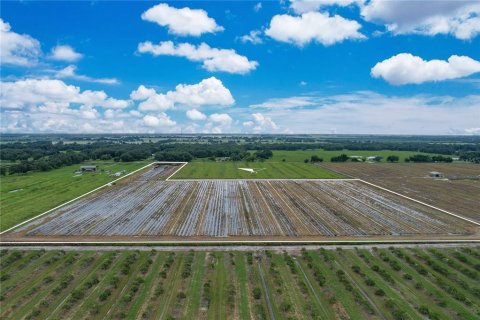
left=171, top=161, right=343, bottom=179
left=0, top=160, right=149, bottom=232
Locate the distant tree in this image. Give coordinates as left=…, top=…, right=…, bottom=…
left=304, top=159, right=309, bottom=163
left=387, top=155, right=399, bottom=163
left=331, top=154, right=349, bottom=162
left=373, top=156, right=383, bottom=162
left=407, top=154, right=431, bottom=162
left=310, top=155, right=323, bottom=163
left=0, top=167, right=6, bottom=176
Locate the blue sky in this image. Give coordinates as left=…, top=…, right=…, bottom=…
left=1, top=0, right=479, bottom=134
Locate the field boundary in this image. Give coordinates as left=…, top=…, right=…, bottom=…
left=0, top=161, right=185, bottom=235
left=358, top=179, right=480, bottom=227
left=165, top=161, right=188, bottom=181
left=167, top=178, right=360, bottom=181
left=1, top=239, right=479, bottom=246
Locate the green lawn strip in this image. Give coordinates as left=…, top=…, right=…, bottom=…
left=208, top=252, right=228, bottom=320
left=184, top=251, right=207, bottom=319
left=0, top=160, right=149, bottom=231
left=104, top=252, right=151, bottom=320
left=0, top=250, right=52, bottom=292
left=94, top=251, right=145, bottom=319
left=368, top=249, right=450, bottom=320
left=128, top=252, right=165, bottom=319
left=171, top=161, right=342, bottom=179
left=7, top=251, right=96, bottom=320
left=271, top=253, right=308, bottom=319
left=309, top=251, right=370, bottom=320
left=296, top=255, right=336, bottom=319
left=381, top=249, right=464, bottom=319
left=154, top=252, right=185, bottom=320
left=234, top=252, right=251, bottom=320
left=0, top=251, right=76, bottom=317
left=46, top=251, right=117, bottom=319
left=390, top=248, right=477, bottom=319
left=412, top=249, right=480, bottom=308
left=70, top=251, right=130, bottom=319
left=343, top=249, right=420, bottom=319
left=270, top=149, right=438, bottom=163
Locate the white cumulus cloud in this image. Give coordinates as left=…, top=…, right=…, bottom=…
left=0, top=19, right=41, bottom=66
left=244, top=113, right=279, bottom=132
left=361, top=0, right=480, bottom=40
left=56, top=65, right=119, bottom=85
left=130, top=77, right=234, bottom=112
left=138, top=41, right=258, bottom=74
left=238, top=30, right=263, bottom=44
left=290, top=0, right=362, bottom=14
left=186, top=109, right=207, bottom=121
left=141, top=3, right=223, bottom=36
left=371, top=53, right=480, bottom=85
left=50, top=45, right=83, bottom=62
left=143, top=113, right=176, bottom=127
left=0, top=78, right=130, bottom=109
left=265, top=11, right=366, bottom=46
left=208, top=113, right=233, bottom=126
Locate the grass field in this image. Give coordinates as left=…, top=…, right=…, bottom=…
left=171, top=161, right=343, bottom=179
left=269, top=149, right=441, bottom=163
left=1, top=246, right=479, bottom=319
left=0, top=161, right=150, bottom=232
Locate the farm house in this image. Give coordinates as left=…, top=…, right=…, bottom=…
left=80, top=165, right=97, bottom=172
left=429, top=171, right=444, bottom=178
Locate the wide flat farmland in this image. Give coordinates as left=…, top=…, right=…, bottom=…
left=321, top=163, right=480, bottom=223
left=4, top=165, right=476, bottom=242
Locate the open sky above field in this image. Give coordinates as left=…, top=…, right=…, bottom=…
left=1, top=1, right=480, bottom=134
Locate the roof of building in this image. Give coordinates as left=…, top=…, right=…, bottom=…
left=81, top=165, right=97, bottom=169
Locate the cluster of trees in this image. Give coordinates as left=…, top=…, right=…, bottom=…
left=331, top=154, right=350, bottom=162
left=405, top=154, right=452, bottom=163
left=3, top=152, right=86, bottom=175
left=459, top=152, right=480, bottom=163
left=1, top=134, right=475, bottom=175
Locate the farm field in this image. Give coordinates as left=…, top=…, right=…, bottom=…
left=4, top=165, right=477, bottom=242
left=0, top=161, right=153, bottom=232
left=268, top=149, right=440, bottom=163
left=171, top=161, right=344, bottom=179
left=1, top=246, right=480, bottom=320
left=321, top=163, right=480, bottom=223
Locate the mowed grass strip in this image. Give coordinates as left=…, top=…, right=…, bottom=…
left=0, top=160, right=150, bottom=231
left=171, top=161, right=344, bottom=179
left=270, top=149, right=441, bottom=163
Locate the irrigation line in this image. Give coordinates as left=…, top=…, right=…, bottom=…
left=294, top=259, right=329, bottom=319
left=334, top=260, right=387, bottom=320
left=358, top=179, right=480, bottom=227
left=0, top=161, right=186, bottom=235
left=257, top=259, right=276, bottom=320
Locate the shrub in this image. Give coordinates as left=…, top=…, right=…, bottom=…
left=253, top=287, right=262, bottom=300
